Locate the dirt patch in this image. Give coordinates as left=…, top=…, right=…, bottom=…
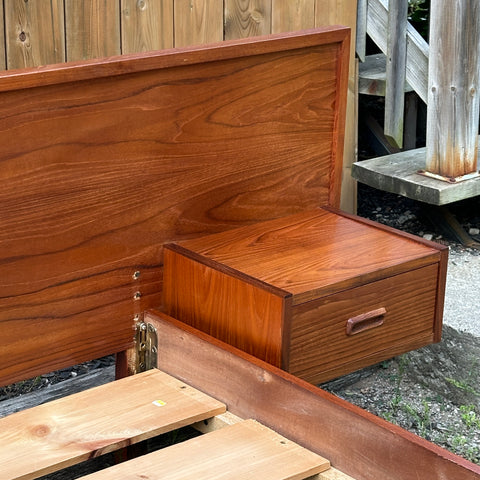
left=322, top=325, right=480, bottom=463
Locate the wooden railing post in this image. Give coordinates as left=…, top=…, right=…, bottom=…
left=425, top=0, right=480, bottom=181
left=384, top=0, right=408, bottom=149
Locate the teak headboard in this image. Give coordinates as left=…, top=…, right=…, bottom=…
left=0, top=27, right=349, bottom=386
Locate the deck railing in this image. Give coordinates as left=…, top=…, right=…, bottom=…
left=359, top=0, right=480, bottom=181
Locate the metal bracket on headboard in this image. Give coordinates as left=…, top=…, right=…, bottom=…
left=135, top=320, right=158, bottom=373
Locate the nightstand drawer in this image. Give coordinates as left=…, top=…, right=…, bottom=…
left=163, top=208, right=448, bottom=383
left=288, top=264, right=439, bottom=384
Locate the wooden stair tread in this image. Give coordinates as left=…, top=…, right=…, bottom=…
left=359, top=53, right=413, bottom=96
left=80, top=419, right=330, bottom=479
left=0, top=369, right=226, bottom=480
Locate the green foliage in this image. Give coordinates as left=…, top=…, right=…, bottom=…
left=460, top=405, right=480, bottom=430
left=408, top=0, right=430, bottom=40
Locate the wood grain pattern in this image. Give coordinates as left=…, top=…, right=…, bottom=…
left=173, top=0, right=224, bottom=47
left=65, top=0, right=120, bottom=61
left=80, top=419, right=330, bottom=479
left=0, top=369, right=226, bottom=480
left=0, top=28, right=349, bottom=386
left=149, top=311, right=480, bottom=480
left=163, top=248, right=288, bottom=367
left=272, top=0, right=315, bottom=32
left=121, top=0, right=174, bottom=53
left=166, top=208, right=441, bottom=304
left=426, top=0, right=480, bottom=178
left=4, top=0, right=65, bottom=69
left=288, top=264, right=438, bottom=383
left=163, top=209, right=445, bottom=381
left=224, top=0, right=272, bottom=40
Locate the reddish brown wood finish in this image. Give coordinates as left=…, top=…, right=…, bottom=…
left=148, top=310, right=480, bottom=480
left=0, top=27, right=349, bottom=386
left=288, top=263, right=438, bottom=382
left=163, top=208, right=448, bottom=381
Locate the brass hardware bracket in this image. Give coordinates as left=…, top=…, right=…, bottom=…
left=135, top=321, right=158, bottom=373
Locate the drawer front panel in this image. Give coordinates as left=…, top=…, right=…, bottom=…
left=288, top=264, right=439, bottom=383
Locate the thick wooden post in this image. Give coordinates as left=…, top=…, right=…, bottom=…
left=426, top=0, right=480, bottom=181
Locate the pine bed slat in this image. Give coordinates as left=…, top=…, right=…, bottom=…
left=0, top=369, right=226, bottom=480
left=79, top=419, right=330, bottom=480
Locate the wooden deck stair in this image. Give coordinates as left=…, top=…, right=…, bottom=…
left=0, top=368, right=346, bottom=480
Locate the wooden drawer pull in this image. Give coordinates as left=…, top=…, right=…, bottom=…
left=346, top=307, right=386, bottom=336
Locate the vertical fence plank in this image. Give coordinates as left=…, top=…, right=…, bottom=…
left=65, top=0, right=121, bottom=61
left=224, top=0, right=272, bottom=40
left=4, top=0, right=64, bottom=70
left=272, top=0, right=315, bottom=33
left=426, top=0, right=480, bottom=180
left=384, top=0, right=408, bottom=148
left=121, top=0, right=174, bottom=53
left=0, top=2, right=5, bottom=70
left=173, top=0, right=223, bottom=47
left=315, top=0, right=358, bottom=214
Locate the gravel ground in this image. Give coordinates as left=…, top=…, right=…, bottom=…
left=321, top=183, right=480, bottom=464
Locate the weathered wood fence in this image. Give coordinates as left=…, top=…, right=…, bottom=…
left=0, top=0, right=350, bottom=69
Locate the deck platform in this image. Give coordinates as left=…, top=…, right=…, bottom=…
left=352, top=146, right=480, bottom=205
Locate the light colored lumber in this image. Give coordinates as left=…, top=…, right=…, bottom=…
left=224, top=0, right=272, bottom=39
left=0, top=369, right=225, bottom=480
left=272, top=0, right=315, bottom=32
left=173, top=0, right=223, bottom=47
left=80, top=419, right=330, bottom=479
left=193, top=410, right=243, bottom=433
left=120, top=0, right=174, bottom=53
left=64, top=0, right=120, bottom=61
left=317, top=467, right=357, bottom=479
left=4, top=0, right=64, bottom=69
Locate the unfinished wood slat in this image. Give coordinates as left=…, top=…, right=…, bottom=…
left=384, top=0, right=408, bottom=148
left=120, top=0, right=174, bottom=54
left=149, top=311, right=480, bottom=480
left=65, top=0, right=120, bottom=61
left=173, top=0, right=223, bottom=47
left=0, top=369, right=226, bottom=480
left=80, top=419, right=330, bottom=479
left=224, top=0, right=272, bottom=39
left=317, top=468, right=357, bottom=480
left=4, top=0, right=64, bottom=69
left=272, top=0, right=315, bottom=33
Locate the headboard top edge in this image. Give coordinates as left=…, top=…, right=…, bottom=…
left=0, top=26, right=350, bottom=93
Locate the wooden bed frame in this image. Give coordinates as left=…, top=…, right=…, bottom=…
left=0, top=26, right=479, bottom=479
left=0, top=27, right=348, bottom=387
